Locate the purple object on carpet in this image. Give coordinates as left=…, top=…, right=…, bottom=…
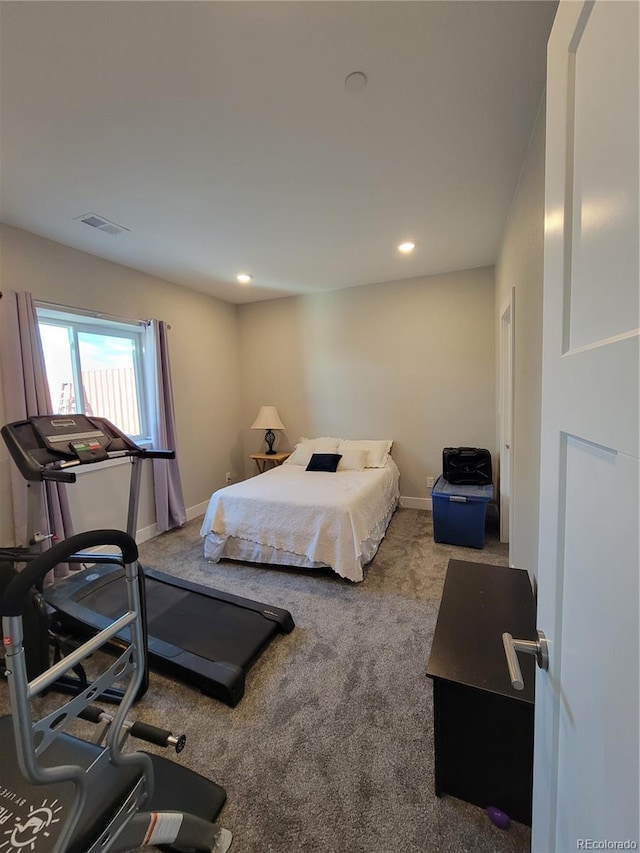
left=486, top=806, right=511, bottom=829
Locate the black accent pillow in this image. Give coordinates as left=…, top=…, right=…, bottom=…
left=306, top=453, right=342, bottom=472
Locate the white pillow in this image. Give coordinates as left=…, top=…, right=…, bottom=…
left=285, top=436, right=340, bottom=466
left=285, top=444, right=314, bottom=466
left=299, top=436, right=341, bottom=452
left=337, top=448, right=369, bottom=471
left=338, top=439, right=392, bottom=468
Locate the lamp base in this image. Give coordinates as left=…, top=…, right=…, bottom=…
left=264, top=429, right=276, bottom=455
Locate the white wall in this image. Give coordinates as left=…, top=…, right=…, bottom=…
left=495, top=96, right=546, bottom=577
left=238, top=267, right=496, bottom=506
left=0, top=223, right=241, bottom=545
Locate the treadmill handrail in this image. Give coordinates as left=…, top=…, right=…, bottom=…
left=140, top=448, right=175, bottom=460
left=42, top=467, right=77, bottom=483
left=1, top=421, right=49, bottom=482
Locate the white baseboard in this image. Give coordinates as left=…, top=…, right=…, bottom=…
left=62, top=503, right=205, bottom=557
left=399, top=495, right=432, bottom=511
left=136, top=523, right=159, bottom=544
left=186, top=500, right=209, bottom=522
left=137, top=501, right=208, bottom=544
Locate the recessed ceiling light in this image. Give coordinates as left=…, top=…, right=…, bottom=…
left=236, top=273, right=253, bottom=284
left=398, top=242, right=416, bottom=254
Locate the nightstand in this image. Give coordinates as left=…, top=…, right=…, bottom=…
left=250, top=452, right=291, bottom=473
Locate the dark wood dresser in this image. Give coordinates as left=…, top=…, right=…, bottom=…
left=426, top=559, right=536, bottom=825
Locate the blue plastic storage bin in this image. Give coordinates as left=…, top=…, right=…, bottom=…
left=431, top=476, right=494, bottom=549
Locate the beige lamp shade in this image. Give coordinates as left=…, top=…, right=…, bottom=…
left=250, top=406, right=286, bottom=430
left=251, top=406, right=285, bottom=455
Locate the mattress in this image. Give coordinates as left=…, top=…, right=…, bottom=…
left=200, top=459, right=400, bottom=582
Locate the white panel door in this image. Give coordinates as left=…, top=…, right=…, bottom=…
left=533, top=3, right=639, bottom=852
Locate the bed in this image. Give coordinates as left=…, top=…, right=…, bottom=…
left=200, top=437, right=400, bottom=582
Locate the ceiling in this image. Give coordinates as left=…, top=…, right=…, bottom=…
left=0, top=1, right=557, bottom=305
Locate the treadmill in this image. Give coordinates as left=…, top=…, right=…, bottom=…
left=1, top=414, right=294, bottom=706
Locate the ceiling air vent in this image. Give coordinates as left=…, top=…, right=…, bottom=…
left=75, top=213, right=130, bottom=236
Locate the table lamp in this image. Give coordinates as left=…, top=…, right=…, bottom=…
left=250, top=406, right=286, bottom=455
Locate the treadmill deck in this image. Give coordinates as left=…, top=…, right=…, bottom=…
left=46, top=564, right=294, bottom=706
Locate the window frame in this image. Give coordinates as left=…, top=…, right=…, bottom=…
left=36, top=305, right=151, bottom=443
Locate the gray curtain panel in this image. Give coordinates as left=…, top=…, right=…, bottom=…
left=0, top=290, right=74, bottom=576
left=150, top=319, right=186, bottom=532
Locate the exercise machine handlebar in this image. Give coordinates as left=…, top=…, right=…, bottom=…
left=139, top=448, right=175, bottom=461
left=79, top=704, right=187, bottom=753
left=129, top=721, right=187, bottom=753
left=42, top=468, right=77, bottom=484
left=1, top=530, right=138, bottom=617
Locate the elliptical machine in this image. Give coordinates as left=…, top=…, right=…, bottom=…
left=1, top=529, right=232, bottom=852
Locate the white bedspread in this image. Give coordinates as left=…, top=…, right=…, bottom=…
left=200, top=459, right=400, bottom=582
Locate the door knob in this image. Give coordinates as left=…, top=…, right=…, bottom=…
left=502, top=630, right=549, bottom=690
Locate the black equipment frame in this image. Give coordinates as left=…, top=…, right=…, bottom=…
left=1, top=529, right=229, bottom=853
left=2, top=414, right=294, bottom=706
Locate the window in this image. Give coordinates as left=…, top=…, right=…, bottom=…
left=37, top=306, right=150, bottom=442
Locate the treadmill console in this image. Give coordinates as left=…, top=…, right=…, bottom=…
left=1, top=415, right=142, bottom=481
